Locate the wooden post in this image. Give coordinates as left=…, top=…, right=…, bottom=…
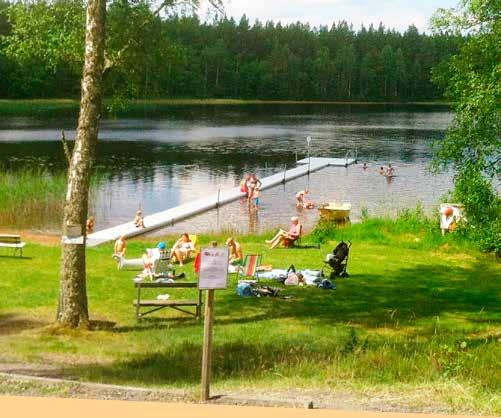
left=201, top=289, right=215, bottom=401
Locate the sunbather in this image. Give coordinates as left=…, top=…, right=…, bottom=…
left=226, top=237, right=243, bottom=265
left=113, top=235, right=127, bottom=257
left=266, top=216, right=302, bottom=249
left=134, top=210, right=145, bottom=228
left=170, top=233, right=195, bottom=266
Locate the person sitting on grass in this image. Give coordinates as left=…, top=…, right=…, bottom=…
left=170, top=233, right=195, bottom=266
left=265, top=216, right=302, bottom=249
left=113, top=235, right=126, bottom=257
left=226, top=237, right=243, bottom=265
left=133, top=210, right=145, bottom=228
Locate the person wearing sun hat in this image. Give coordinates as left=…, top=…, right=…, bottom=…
left=150, top=241, right=168, bottom=260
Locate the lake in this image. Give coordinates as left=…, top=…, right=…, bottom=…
left=0, top=103, right=454, bottom=236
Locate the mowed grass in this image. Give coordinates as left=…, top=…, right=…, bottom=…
left=0, top=219, right=499, bottom=414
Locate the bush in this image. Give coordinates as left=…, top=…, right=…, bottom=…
left=453, top=168, right=501, bottom=254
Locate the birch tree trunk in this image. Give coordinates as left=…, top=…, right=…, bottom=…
left=57, top=0, right=106, bottom=328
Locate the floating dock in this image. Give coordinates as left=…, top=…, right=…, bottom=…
left=86, top=157, right=356, bottom=247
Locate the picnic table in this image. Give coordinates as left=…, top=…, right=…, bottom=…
left=133, top=280, right=203, bottom=320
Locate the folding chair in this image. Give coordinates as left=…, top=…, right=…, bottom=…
left=237, top=254, right=262, bottom=281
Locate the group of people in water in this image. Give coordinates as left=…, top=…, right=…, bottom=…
left=240, top=173, right=262, bottom=209
left=363, top=162, right=395, bottom=177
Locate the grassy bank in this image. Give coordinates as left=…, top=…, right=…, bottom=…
left=0, top=169, right=101, bottom=230
left=0, top=169, right=68, bottom=229
left=0, top=98, right=451, bottom=117
left=0, top=217, right=499, bottom=414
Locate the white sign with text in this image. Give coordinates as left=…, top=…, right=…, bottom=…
left=198, top=247, right=229, bottom=289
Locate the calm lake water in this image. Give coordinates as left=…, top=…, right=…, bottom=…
left=0, top=103, right=455, bottom=235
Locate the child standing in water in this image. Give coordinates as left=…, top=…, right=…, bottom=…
left=251, top=186, right=260, bottom=209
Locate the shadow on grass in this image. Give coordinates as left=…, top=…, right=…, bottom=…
left=0, top=255, right=33, bottom=260
left=0, top=313, right=48, bottom=335
left=108, top=259, right=500, bottom=334
left=212, top=260, right=501, bottom=330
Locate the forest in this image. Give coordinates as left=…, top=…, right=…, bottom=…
left=0, top=0, right=464, bottom=101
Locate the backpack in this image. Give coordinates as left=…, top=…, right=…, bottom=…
left=237, top=282, right=252, bottom=297
left=317, top=279, right=336, bottom=290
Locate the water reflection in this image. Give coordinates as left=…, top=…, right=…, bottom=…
left=0, top=104, right=456, bottom=233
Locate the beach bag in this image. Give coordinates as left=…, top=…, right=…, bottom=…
left=284, top=271, right=299, bottom=286
left=237, top=282, right=252, bottom=297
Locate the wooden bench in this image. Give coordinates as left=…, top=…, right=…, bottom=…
left=133, top=281, right=202, bottom=320
left=0, top=234, right=26, bottom=257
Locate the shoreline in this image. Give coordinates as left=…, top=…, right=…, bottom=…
left=0, top=98, right=452, bottom=115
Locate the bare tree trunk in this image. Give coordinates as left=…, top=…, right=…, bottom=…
left=57, top=0, right=106, bottom=328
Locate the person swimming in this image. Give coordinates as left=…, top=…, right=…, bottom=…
left=386, top=163, right=395, bottom=176
left=378, top=166, right=385, bottom=176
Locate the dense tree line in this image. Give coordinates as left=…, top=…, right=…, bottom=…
left=0, top=0, right=463, bottom=101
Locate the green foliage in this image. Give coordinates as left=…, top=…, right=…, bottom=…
left=453, top=167, right=501, bottom=252
left=310, top=205, right=441, bottom=249
left=0, top=0, right=463, bottom=100
left=431, top=0, right=500, bottom=254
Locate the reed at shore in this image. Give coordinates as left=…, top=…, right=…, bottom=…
left=0, top=169, right=100, bottom=229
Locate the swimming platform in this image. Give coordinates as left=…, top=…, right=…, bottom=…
left=85, top=157, right=356, bottom=247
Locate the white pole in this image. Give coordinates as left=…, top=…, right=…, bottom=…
left=306, top=136, right=312, bottom=174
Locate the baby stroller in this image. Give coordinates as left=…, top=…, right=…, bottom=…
left=323, top=240, right=351, bottom=279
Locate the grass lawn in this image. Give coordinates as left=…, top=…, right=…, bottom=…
left=0, top=218, right=499, bottom=414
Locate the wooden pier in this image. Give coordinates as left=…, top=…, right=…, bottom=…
left=85, top=157, right=356, bottom=247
